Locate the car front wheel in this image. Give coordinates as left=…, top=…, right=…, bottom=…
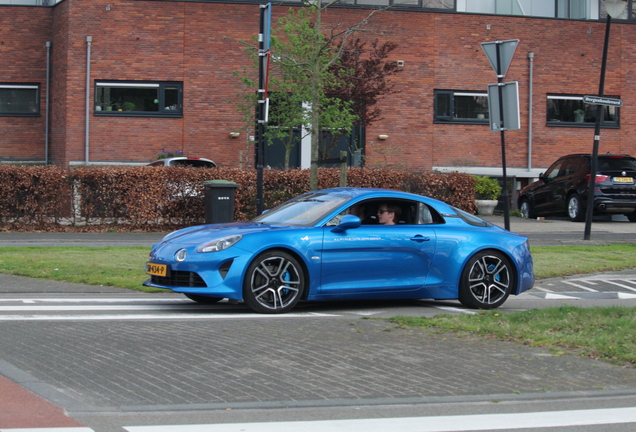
left=243, top=250, right=305, bottom=314
left=458, top=251, right=514, bottom=309
left=567, top=194, right=585, bottom=222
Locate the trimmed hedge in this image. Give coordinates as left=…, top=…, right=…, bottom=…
left=0, top=166, right=477, bottom=232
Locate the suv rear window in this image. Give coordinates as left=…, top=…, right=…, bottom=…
left=598, top=157, right=636, bottom=171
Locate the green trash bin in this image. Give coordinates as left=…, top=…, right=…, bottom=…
left=203, top=180, right=238, bottom=224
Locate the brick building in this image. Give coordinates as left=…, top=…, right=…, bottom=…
left=1, top=0, right=635, bottom=186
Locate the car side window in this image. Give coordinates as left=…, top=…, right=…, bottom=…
left=417, top=203, right=444, bottom=224
left=327, top=199, right=442, bottom=227
left=545, top=161, right=563, bottom=180
left=574, top=157, right=588, bottom=173
left=562, top=158, right=577, bottom=176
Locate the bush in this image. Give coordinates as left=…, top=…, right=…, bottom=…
left=0, top=166, right=476, bottom=232
left=471, top=175, right=501, bottom=200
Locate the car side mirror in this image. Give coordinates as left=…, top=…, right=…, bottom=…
left=539, top=172, right=546, bottom=182
left=331, top=214, right=361, bottom=233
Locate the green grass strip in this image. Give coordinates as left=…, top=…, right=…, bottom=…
left=388, top=306, right=636, bottom=366
left=0, top=246, right=162, bottom=292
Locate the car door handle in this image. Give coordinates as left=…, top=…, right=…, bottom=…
left=410, top=235, right=431, bottom=243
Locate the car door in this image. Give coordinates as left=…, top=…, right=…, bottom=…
left=319, top=215, right=437, bottom=295
left=533, top=158, right=566, bottom=215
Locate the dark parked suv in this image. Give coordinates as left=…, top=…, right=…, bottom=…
left=518, top=154, right=636, bottom=222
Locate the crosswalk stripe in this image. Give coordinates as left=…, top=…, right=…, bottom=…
left=0, top=312, right=339, bottom=321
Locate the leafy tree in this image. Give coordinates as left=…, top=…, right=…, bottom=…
left=234, top=1, right=387, bottom=183
left=268, top=1, right=381, bottom=189
left=328, top=38, right=401, bottom=128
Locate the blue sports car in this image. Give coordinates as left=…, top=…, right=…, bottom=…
left=144, top=188, right=534, bottom=313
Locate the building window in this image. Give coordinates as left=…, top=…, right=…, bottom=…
left=547, top=95, right=619, bottom=127
left=434, top=90, right=489, bottom=124
left=94, top=81, right=183, bottom=116
left=557, top=0, right=586, bottom=18
left=0, top=84, right=40, bottom=116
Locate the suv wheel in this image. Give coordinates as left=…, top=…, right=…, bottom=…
left=567, top=193, right=585, bottom=222
left=627, top=211, right=636, bottom=222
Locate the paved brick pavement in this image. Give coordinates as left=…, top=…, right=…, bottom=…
left=1, top=314, right=636, bottom=417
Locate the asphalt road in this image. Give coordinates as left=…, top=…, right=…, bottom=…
left=0, top=215, right=635, bottom=432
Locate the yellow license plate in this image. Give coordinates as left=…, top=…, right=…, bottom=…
left=614, top=177, right=633, bottom=183
left=146, top=262, right=168, bottom=277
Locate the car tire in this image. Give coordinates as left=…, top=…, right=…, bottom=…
left=567, top=193, right=585, bottom=222
left=183, top=293, right=223, bottom=303
left=519, top=198, right=534, bottom=219
left=243, top=250, right=305, bottom=314
left=458, top=250, right=514, bottom=309
left=627, top=211, right=636, bottom=222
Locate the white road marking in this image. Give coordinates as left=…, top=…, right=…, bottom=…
left=563, top=280, right=598, bottom=291
left=543, top=293, right=581, bottom=300
left=0, top=312, right=338, bottom=321
left=0, top=298, right=189, bottom=303
left=122, top=407, right=636, bottom=432
left=434, top=306, right=478, bottom=314
left=0, top=305, right=207, bottom=312
left=604, top=279, right=636, bottom=292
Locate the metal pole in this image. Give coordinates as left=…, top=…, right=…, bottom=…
left=85, top=36, right=92, bottom=165
left=496, top=43, right=511, bottom=231
left=256, top=5, right=266, bottom=215
left=584, top=14, right=612, bottom=241
left=45, top=41, right=51, bottom=165
left=527, top=52, right=534, bottom=171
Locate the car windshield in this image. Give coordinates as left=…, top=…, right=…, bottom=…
left=170, top=159, right=215, bottom=168
left=253, top=192, right=352, bottom=226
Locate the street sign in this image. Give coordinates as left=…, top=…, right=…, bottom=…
left=487, top=81, right=520, bottom=131
left=583, top=95, right=623, bottom=107
left=481, top=39, right=520, bottom=78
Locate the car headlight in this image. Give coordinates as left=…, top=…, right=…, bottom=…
left=197, top=235, right=242, bottom=253
left=175, top=248, right=187, bottom=262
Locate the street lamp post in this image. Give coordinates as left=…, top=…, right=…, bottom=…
left=583, top=0, right=627, bottom=240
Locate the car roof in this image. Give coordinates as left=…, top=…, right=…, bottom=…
left=311, top=187, right=455, bottom=210
left=558, top=153, right=634, bottom=159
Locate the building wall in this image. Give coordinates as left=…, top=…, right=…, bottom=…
left=1, top=0, right=635, bottom=172
left=0, top=5, right=52, bottom=162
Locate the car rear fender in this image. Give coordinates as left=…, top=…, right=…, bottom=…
left=458, top=246, right=527, bottom=295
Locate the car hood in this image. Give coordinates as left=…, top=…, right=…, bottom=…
left=154, top=222, right=300, bottom=248
left=519, top=179, right=544, bottom=194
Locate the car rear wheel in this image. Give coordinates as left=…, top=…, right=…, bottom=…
left=519, top=199, right=534, bottom=219
left=627, top=211, right=636, bottom=222
left=458, top=251, right=514, bottom=309
left=567, top=193, right=585, bottom=222
left=243, top=251, right=305, bottom=314
left=183, top=293, right=223, bottom=303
